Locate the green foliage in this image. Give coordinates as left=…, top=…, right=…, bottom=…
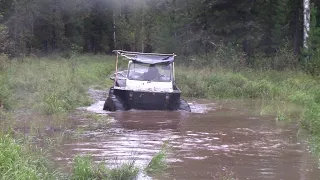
left=0, top=24, right=10, bottom=53
left=271, top=0, right=290, bottom=50
left=0, top=0, right=308, bottom=70
left=0, top=75, right=11, bottom=109
left=302, top=6, right=320, bottom=76
left=177, top=43, right=246, bottom=70
left=106, top=163, right=139, bottom=180
left=176, top=67, right=286, bottom=100
left=249, top=43, right=299, bottom=70
left=40, top=83, right=90, bottom=115
left=71, top=155, right=99, bottom=180
left=301, top=103, right=320, bottom=135
left=8, top=54, right=114, bottom=115
left=71, top=155, right=139, bottom=180
left=0, top=135, right=59, bottom=180
left=0, top=109, right=15, bottom=136
left=0, top=55, right=12, bottom=110
left=145, top=144, right=168, bottom=174
left=176, top=63, right=319, bottom=102
left=310, top=136, right=320, bottom=157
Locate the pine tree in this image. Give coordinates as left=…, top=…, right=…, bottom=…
left=270, top=0, right=290, bottom=51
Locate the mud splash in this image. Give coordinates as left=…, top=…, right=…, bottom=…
left=54, top=88, right=320, bottom=180
left=79, top=88, right=215, bottom=115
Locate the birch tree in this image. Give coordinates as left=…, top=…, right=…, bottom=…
left=304, top=0, right=310, bottom=49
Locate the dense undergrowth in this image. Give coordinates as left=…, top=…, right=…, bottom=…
left=0, top=135, right=61, bottom=180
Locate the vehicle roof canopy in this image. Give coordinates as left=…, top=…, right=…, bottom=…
left=114, top=50, right=175, bottom=65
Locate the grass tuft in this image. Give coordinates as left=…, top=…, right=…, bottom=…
left=71, top=155, right=99, bottom=180
left=71, top=154, right=139, bottom=180
left=107, top=162, right=139, bottom=180
left=145, top=142, right=169, bottom=174
left=0, top=135, right=60, bottom=180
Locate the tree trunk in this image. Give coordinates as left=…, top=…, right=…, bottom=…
left=303, top=0, right=310, bottom=49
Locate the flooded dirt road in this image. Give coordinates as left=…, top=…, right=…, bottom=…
left=53, top=89, right=320, bottom=180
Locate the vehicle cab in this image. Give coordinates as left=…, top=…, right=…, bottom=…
left=125, top=60, right=174, bottom=92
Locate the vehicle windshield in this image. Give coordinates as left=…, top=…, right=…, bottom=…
left=128, top=62, right=172, bottom=82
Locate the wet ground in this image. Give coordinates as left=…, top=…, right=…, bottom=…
left=53, top=88, right=320, bottom=180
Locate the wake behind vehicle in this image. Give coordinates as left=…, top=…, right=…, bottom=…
left=103, top=50, right=191, bottom=112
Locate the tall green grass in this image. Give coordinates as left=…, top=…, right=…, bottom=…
left=144, top=142, right=169, bottom=174
left=0, top=54, right=118, bottom=149
left=71, top=155, right=139, bottom=180
left=0, top=135, right=61, bottom=180
left=5, top=54, right=115, bottom=115
left=0, top=75, right=11, bottom=110
left=0, top=54, right=11, bottom=110
left=176, top=67, right=313, bottom=101
left=0, top=54, right=119, bottom=180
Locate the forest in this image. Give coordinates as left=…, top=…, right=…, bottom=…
left=2, top=1, right=320, bottom=179
left=0, top=0, right=320, bottom=73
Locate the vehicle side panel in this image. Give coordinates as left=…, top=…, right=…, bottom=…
left=112, top=88, right=181, bottom=110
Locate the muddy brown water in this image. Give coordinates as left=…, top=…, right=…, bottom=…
left=52, top=89, right=320, bottom=180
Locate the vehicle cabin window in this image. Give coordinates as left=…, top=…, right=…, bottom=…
left=128, top=62, right=172, bottom=82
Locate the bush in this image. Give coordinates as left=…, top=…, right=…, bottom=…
left=250, top=45, right=299, bottom=71
left=177, top=43, right=246, bottom=71
left=301, top=103, right=320, bottom=135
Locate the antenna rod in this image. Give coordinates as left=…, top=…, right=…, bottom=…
left=113, top=50, right=176, bottom=56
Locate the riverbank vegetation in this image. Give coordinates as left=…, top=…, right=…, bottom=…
left=176, top=53, right=320, bottom=155
left=144, top=142, right=169, bottom=175
left=0, top=134, right=62, bottom=180
left=71, top=154, right=139, bottom=180
left=1, top=0, right=320, bottom=179
left=1, top=52, right=320, bottom=178
left=1, top=52, right=320, bottom=179
left=0, top=54, right=169, bottom=179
